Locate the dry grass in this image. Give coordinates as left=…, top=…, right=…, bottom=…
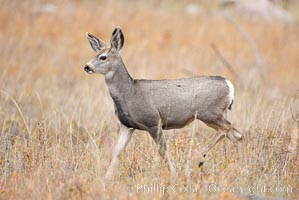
left=0, top=0, right=298, bottom=199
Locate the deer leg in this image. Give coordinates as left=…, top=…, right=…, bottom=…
left=199, top=117, right=243, bottom=167
left=105, top=123, right=134, bottom=180
left=218, top=117, right=243, bottom=143
left=148, top=126, right=177, bottom=176
left=227, top=127, right=243, bottom=143
left=198, top=131, right=225, bottom=167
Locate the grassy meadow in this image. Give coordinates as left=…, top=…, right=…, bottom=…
left=0, top=0, right=298, bottom=199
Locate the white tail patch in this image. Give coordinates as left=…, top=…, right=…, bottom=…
left=225, top=80, right=234, bottom=109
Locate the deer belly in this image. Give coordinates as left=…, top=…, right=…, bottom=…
left=160, top=108, right=194, bottom=130
left=162, top=116, right=194, bottom=129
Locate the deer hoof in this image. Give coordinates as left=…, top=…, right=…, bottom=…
left=198, top=153, right=206, bottom=168
left=198, top=161, right=204, bottom=168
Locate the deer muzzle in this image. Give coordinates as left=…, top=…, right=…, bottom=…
left=84, top=65, right=95, bottom=74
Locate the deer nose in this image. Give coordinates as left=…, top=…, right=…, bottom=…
left=84, top=65, right=95, bottom=74
left=84, top=65, right=91, bottom=72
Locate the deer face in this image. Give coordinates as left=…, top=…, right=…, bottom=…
left=84, top=27, right=124, bottom=75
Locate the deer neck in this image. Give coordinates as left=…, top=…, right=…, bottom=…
left=105, top=60, right=134, bottom=99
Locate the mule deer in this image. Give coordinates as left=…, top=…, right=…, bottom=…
left=84, top=26, right=243, bottom=179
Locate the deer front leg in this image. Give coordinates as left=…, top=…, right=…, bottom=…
left=148, top=126, right=177, bottom=176
left=105, top=123, right=134, bottom=180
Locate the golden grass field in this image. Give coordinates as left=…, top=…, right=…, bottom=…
left=0, top=0, right=298, bottom=199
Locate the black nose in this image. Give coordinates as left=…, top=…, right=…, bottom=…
left=84, top=65, right=91, bottom=72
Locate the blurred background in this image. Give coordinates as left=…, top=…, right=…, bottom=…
left=0, top=0, right=298, bottom=199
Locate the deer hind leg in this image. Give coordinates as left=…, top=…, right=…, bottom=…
left=148, top=126, right=177, bottom=176
left=206, top=117, right=243, bottom=144
left=221, top=118, right=243, bottom=143
left=105, top=123, right=134, bottom=180
left=198, top=117, right=243, bottom=167
left=198, top=129, right=226, bottom=167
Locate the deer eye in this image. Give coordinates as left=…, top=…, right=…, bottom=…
left=99, top=55, right=107, bottom=61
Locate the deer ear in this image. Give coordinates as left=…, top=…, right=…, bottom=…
left=110, top=26, right=124, bottom=51
left=86, top=32, right=107, bottom=52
